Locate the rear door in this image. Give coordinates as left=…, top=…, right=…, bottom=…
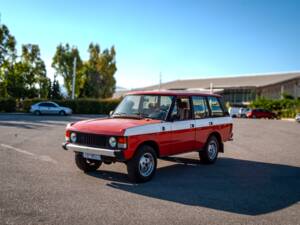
left=170, top=96, right=196, bottom=154
left=207, top=96, right=232, bottom=142
left=48, top=103, right=60, bottom=114
left=192, top=96, right=211, bottom=150
left=38, top=103, right=49, bottom=114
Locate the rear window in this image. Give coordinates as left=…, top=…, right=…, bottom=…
left=208, top=96, right=225, bottom=117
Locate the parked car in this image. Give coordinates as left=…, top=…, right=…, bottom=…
left=62, top=91, right=233, bottom=182
left=246, top=108, right=276, bottom=119
left=228, top=107, right=240, bottom=118
left=238, top=107, right=251, bottom=118
left=296, top=113, right=300, bottom=122
left=30, top=102, right=72, bottom=115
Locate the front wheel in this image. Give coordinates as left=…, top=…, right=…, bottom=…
left=75, top=153, right=102, bottom=172
left=126, top=145, right=157, bottom=183
left=199, top=135, right=219, bottom=164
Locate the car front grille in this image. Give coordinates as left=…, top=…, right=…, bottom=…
left=75, top=132, right=108, bottom=148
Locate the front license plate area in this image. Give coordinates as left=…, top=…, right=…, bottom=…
left=83, top=152, right=101, bottom=161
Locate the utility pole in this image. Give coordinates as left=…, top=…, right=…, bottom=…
left=159, top=72, right=162, bottom=90
left=71, top=57, right=77, bottom=100
left=210, top=82, right=213, bottom=94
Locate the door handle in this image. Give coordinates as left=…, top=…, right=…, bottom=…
left=209, top=121, right=213, bottom=126
left=190, top=124, right=195, bottom=128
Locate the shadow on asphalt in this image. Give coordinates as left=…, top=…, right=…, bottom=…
left=88, top=157, right=300, bottom=216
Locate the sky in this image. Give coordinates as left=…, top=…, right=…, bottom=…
left=0, top=0, right=299, bottom=89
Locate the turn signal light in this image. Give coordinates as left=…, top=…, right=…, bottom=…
left=117, top=137, right=127, bottom=149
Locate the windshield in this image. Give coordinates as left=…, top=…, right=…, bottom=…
left=112, top=95, right=173, bottom=120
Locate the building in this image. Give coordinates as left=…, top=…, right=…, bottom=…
left=117, top=72, right=300, bottom=105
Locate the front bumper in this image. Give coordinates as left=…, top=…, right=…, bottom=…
left=62, top=142, right=125, bottom=160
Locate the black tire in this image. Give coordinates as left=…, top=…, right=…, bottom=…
left=34, top=110, right=41, bottom=116
left=199, top=135, right=219, bottom=164
left=59, top=110, right=66, bottom=116
left=75, top=153, right=102, bottom=172
left=126, top=145, right=157, bottom=183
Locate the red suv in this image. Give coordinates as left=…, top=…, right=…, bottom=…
left=62, top=91, right=233, bottom=182
left=247, top=108, right=276, bottom=119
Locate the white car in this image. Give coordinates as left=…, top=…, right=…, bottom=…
left=30, top=102, right=72, bottom=116
left=228, top=107, right=240, bottom=118
left=296, top=113, right=300, bottom=123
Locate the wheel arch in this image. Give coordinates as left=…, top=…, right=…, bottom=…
left=136, top=140, right=160, bottom=157
left=208, top=131, right=224, bottom=153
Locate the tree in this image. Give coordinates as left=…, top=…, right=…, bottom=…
left=81, top=43, right=117, bottom=98
left=0, top=24, right=16, bottom=67
left=0, top=24, right=16, bottom=97
left=20, top=44, right=48, bottom=98
left=50, top=75, right=63, bottom=99
left=52, top=44, right=84, bottom=97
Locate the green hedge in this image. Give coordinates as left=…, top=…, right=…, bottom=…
left=21, top=98, right=121, bottom=114
left=0, top=98, right=16, bottom=112
left=250, top=98, right=300, bottom=118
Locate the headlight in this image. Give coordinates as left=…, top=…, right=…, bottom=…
left=109, top=137, right=117, bottom=148
left=70, top=132, right=77, bottom=143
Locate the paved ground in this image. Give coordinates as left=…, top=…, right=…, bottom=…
left=0, top=114, right=299, bottom=225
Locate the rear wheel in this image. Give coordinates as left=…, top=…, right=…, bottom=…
left=59, top=110, right=66, bottom=116
left=199, top=135, right=219, bottom=164
left=75, top=153, right=102, bottom=172
left=126, top=145, right=157, bottom=183
left=34, top=110, right=41, bottom=116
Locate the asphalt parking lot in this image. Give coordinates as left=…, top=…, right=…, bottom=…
left=0, top=114, right=299, bottom=225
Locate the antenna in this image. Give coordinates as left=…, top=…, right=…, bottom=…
left=159, top=72, right=162, bottom=90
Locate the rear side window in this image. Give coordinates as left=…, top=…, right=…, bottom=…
left=208, top=97, right=224, bottom=117
left=192, top=96, right=209, bottom=119
left=39, top=103, right=47, bottom=107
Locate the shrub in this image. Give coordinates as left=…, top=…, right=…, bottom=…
left=0, top=98, right=16, bottom=112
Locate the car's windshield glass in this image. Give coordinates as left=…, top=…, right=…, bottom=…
left=113, top=95, right=173, bottom=120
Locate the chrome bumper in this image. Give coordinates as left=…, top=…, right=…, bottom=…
left=62, top=143, right=121, bottom=157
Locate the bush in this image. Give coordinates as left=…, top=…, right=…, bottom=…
left=250, top=97, right=299, bottom=118
left=0, top=98, right=16, bottom=112
left=21, top=98, right=121, bottom=114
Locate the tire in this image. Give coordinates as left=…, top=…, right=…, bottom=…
left=75, top=153, right=102, bottom=172
left=34, top=110, right=41, bottom=116
left=252, top=115, right=256, bottom=119
left=199, top=135, right=219, bottom=164
left=126, top=145, right=157, bottom=183
left=59, top=110, right=66, bottom=116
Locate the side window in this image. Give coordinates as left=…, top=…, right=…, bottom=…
left=192, top=96, right=208, bottom=119
left=48, top=103, right=57, bottom=107
left=208, top=97, right=224, bottom=117
left=39, top=103, right=47, bottom=107
left=171, top=97, right=192, bottom=121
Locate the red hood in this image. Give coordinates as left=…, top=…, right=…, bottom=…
left=68, top=117, right=161, bottom=136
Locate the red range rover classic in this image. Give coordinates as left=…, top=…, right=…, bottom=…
left=62, top=91, right=233, bottom=182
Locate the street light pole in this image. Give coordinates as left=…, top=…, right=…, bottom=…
left=71, top=57, right=77, bottom=100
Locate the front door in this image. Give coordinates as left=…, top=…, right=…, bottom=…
left=170, top=97, right=196, bottom=155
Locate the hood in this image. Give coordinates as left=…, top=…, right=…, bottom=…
left=69, top=117, right=161, bottom=136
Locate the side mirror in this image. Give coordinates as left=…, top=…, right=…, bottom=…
left=109, top=110, right=114, bottom=116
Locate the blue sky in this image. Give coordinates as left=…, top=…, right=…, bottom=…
left=0, top=0, right=299, bottom=89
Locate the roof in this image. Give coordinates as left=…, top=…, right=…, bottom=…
left=138, top=72, right=300, bottom=90
left=127, top=90, right=221, bottom=97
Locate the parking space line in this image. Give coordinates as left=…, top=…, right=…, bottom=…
left=0, top=143, right=57, bottom=164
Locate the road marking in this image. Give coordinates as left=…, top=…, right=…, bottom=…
left=0, top=143, right=57, bottom=164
